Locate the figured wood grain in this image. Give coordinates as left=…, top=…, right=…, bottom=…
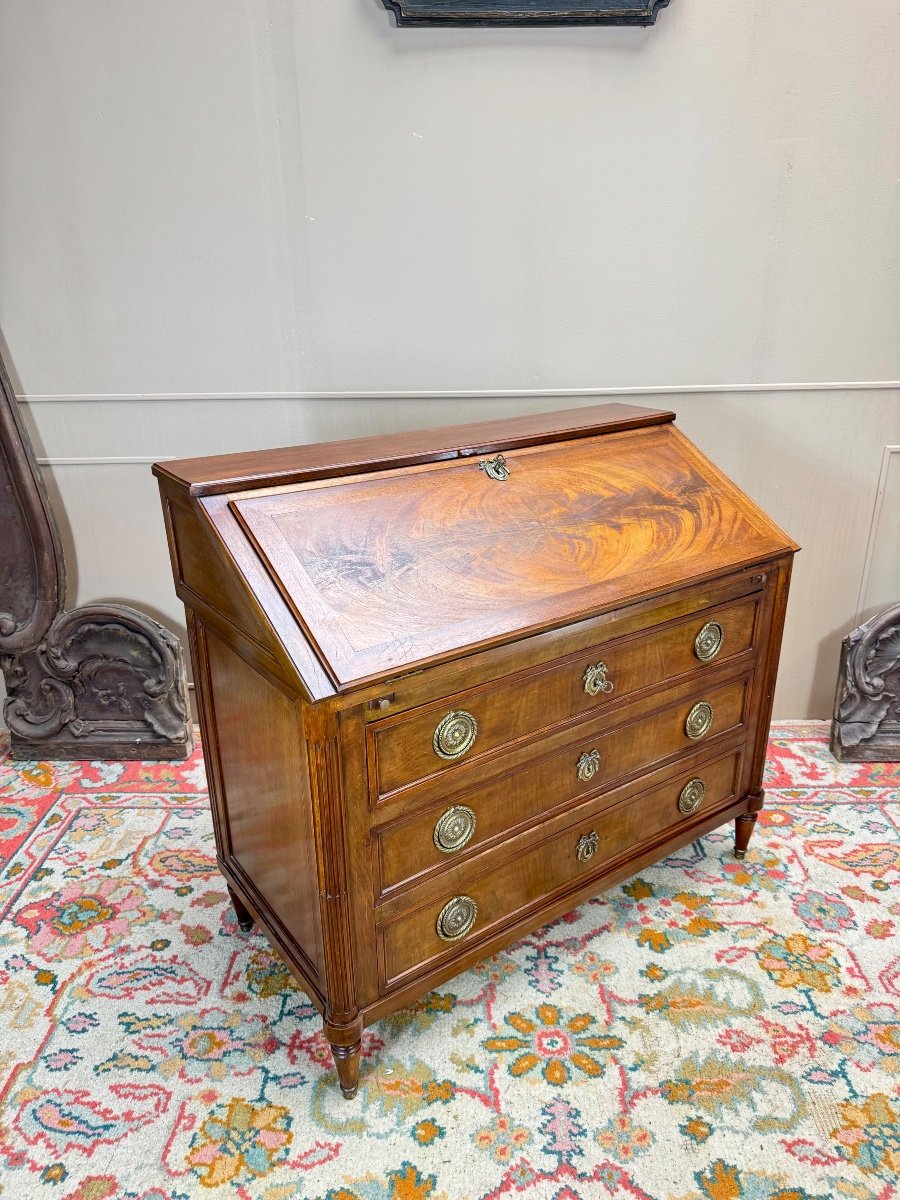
left=231, top=424, right=793, bottom=689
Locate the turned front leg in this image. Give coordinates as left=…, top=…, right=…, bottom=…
left=330, top=1038, right=361, bottom=1099
left=734, top=814, right=758, bottom=859
left=734, top=788, right=765, bottom=859
left=227, top=886, right=255, bottom=932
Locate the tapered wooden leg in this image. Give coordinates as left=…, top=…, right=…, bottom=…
left=734, top=813, right=758, bottom=860
left=227, top=886, right=254, bottom=932
left=331, top=1039, right=361, bottom=1099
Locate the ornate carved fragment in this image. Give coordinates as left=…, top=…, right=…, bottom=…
left=831, top=603, right=900, bottom=762
left=0, top=348, right=192, bottom=760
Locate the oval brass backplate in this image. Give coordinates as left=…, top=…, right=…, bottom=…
left=576, top=749, right=601, bottom=782
left=433, top=710, right=478, bottom=760
left=583, top=662, right=614, bottom=697
left=694, top=621, right=724, bottom=663
left=685, top=701, right=714, bottom=740
left=436, top=895, right=478, bottom=942
left=433, top=805, right=476, bottom=854
left=678, top=777, right=706, bottom=814
left=576, top=831, right=599, bottom=862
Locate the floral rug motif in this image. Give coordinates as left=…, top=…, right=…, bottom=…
left=0, top=722, right=898, bottom=1200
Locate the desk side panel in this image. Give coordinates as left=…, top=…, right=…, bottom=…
left=190, top=615, right=325, bottom=1000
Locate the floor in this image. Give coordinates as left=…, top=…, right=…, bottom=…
left=0, top=722, right=897, bottom=1200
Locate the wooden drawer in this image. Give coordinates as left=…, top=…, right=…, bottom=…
left=371, top=591, right=761, bottom=799
left=375, top=673, right=750, bottom=895
left=379, top=748, right=742, bottom=988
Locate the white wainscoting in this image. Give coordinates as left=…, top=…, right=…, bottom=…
left=14, top=385, right=900, bottom=720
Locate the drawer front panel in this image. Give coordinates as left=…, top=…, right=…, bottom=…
left=380, top=749, right=742, bottom=988
left=372, top=593, right=760, bottom=798
left=377, top=674, right=750, bottom=894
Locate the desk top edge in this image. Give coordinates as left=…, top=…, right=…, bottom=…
left=152, top=402, right=676, bottom=497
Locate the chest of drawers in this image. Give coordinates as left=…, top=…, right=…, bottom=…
left=153, top=403, right=796, bottom=1098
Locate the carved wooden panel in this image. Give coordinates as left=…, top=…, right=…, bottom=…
left=831, top=603, right=900, bottom=762
left=0, top=348, right=192, bottom=760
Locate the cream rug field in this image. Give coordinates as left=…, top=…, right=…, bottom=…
left=0, top=722, right=898, bottom=1200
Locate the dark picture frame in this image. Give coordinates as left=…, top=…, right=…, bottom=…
left=380, top=0, right=671, bottom=26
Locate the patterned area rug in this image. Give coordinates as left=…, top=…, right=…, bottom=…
left=0, top=723, right=898, bottom=1200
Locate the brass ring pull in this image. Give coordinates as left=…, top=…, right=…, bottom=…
left=576, top=831, right=599, bottom=862
left=583, top=662, right=613, bottom=697
left=678, top=777, right=706, bottom=814
left=695, top=621, right=724, bottom=663
left=685, top=701, right=714, bottom=740
left=436, top=895, right=478, bottom=942
left=433, top=710, right=478, bottom=760
left=576, top=749, right=601, bottom=782
left=433, top=805, right=476, bottom=854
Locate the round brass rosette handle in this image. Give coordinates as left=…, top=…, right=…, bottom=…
left=436, top=895, right=478, bottom=942
left=694, top=621, right=725, bottom=663
left=432, top=710, right=478, bottom=760
left=576, top=831, right=599, bottom=862
left=678, top=777, right=706, bottom=814
left=685, top=701, right=714, bottom=740
left=433, top=805, right=476, bottom=854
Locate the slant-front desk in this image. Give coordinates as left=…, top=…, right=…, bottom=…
left=154, top=404, right=797, bottom=1097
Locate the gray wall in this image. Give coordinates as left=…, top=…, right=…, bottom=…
left=2, top=1, right=899, bottom=718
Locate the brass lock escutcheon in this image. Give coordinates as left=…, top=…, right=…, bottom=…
left=678, top=777, right=706, bottom=814
left=436, top=895, right=478, bottom=942
left=433, top=710, right=478, bottom=760
left=583, top=662, right=614, bottom=697
left=576, top=749, right=601, bottom=782
left=479, top=454, right=510, bottom=482
left=694, top=620, right=725, bottom=663
left=576, top=831, right=599, bottom=862
left=433, top=805, right=476, bottom=854
left=685, top=701, right=714, bottom=741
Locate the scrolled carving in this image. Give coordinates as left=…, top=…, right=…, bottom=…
left=0, top=344, right=192, bottom=760
left=831, top=603, right=900, bottom=762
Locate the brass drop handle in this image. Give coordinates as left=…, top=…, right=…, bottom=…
left=433, top=805, right=476, bottom=854
left=576, top=749, right=601, bottom=782
left=695, top=621, right=724, bottom=663
left=583, top=662, right=613, bottom=697
left=576, top=831, right=599, bottom=862
left=685, top=701, right=714, bottom=740
left=678, top=777, right=706, bottom=814
left=433, top=710, right=478, bottom=760
left=436, top=895, right=478, bottom=942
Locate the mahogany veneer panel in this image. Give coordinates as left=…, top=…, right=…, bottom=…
left=153, top=403, right=797, bottom=1097
left=229, top=424, right=789, bottom=688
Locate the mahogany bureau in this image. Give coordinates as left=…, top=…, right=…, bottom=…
left=153, top=403, right=797, bottom=1098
